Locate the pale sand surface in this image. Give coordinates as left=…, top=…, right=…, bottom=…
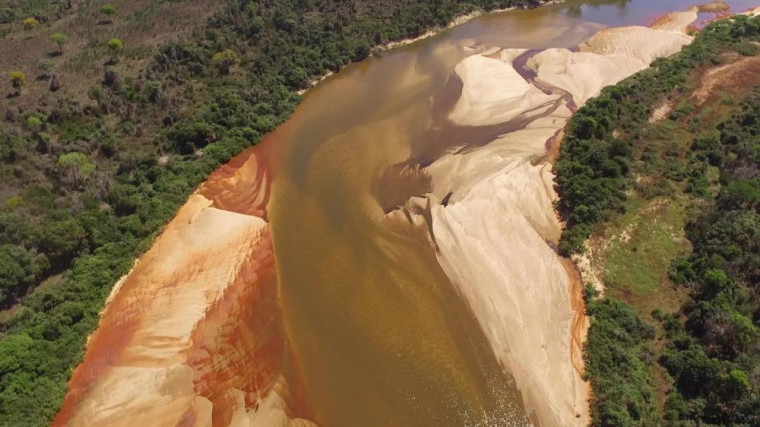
left=241, top=377, right=317, bottom=427
left=430, top=165, right=583, bottom=423
left=698, top=1, right=730, bottom=13
left=450, top=52, right=556, bottom=126
left=425, top=112, right=588, bottom=425
left=403, top=10, right=699, bottom=426
left=650, top=98, right=675, bottom=123
left=528, top=49, right=643, bottom=106
left=529, top=24, right=693, bottom=106
left=579, top=26, right=693, bottom=64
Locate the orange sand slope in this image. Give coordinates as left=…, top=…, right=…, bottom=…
left=52, top=144, right=313, bottom=427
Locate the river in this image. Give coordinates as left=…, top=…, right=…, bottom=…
left=53, top=1, right=759, bottom=426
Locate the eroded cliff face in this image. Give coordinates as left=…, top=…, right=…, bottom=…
left=52, top=143, right=313, bottom=427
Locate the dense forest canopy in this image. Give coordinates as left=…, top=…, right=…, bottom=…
left=559, top=14, right=760, bottom=426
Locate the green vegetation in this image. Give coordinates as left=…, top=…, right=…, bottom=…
left=22, top=16, right=38, bottom=29
left=7, top=71, right=24, bottom=95
left=99, top=4, right=116, bottom=22
left=212, top=49, right=239, bottom=75
left=49, top=32, right=67, bottom=54
left=659, top=88, right=760, bottom=425
left=0, top=0, right=542, bottom=425
left=0, top=0, right=68, bottom=24
left=584, top=292, right=659, bottom=425
left=556, top=15, right=760, bottom=255
left=602, top=197, right=687, bottom=296
left=561, top=14, right=760, bottom=426
left=107, top=37, right=122, bottom=62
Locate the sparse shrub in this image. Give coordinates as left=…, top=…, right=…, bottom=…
left=99, top=4, right=116, bottom=23
left=87, top=85, right=104, bottom=102
left=37, top=59, right=55, bottom=79
left=23, top=17, right=39, bottom=30
left=103, top=68, right=119, bottom=86
left=3, top=195, right=22, bottom=210
left=56, top=152, right=96, bottom=189
left=0, top=8, right=14, bottom=24
left=49, top=74, right=61, bottom=92
left=8, top=71, right=25, bottom=95
left=108, top=38, right=123, bottom=63
left=211, top=49, right=239, bottom=75
left=50, top=32, right=68, bottom=55
left=145, top=81, right=162, bottom=103
left=25, top=116, right=43, bottom=133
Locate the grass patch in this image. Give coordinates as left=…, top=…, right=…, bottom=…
left=597, top=195, right=690, bottom=318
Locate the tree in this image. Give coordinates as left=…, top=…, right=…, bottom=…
left=571, top=116, right=598, bottom=140
left=212, top=49, right=239, bottom=75
left=56, top=152, right=95, bottom=188
left=34, top=216, right=86, bottom=262
left=50, top=33, right=68, bottom=55
left=99, top=5, right=116, bottom=23
left=0, top=245, right=46, bottom=306
left=8, top=71, right=24, bottom=96
left=22, top=17, right=39, bottom=30
left=25, top=116, right=42, bottom=133
left=107, top=38, right=123, bottom=63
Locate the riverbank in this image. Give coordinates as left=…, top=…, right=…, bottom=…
left=557, top=12, right=760, bottom=423
left=298, top=1, right=566, bottom=94
left=385, top=7, right=702, bottom=425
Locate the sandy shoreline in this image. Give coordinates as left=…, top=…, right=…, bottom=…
left=384, top=8, right=701, bottom=426
left=52, top=150, right=314, bottom=426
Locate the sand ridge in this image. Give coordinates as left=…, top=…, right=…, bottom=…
left=53, top=149, right=311, bottom=427
left=386, top=8, right=701, bottom=426
left=449, top=52, right=557, bottom=126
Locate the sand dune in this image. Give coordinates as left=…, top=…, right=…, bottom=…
left=528, top=50, right=642, bottom=106
left=528, top=24, right=693, bottom=106
left=53, top=151, right=310, bottom=427
left=450, top=51, right=556, bottom=126
left=742, top=5, right=760, bottom=15
left=579, top=26, right=692, bottom=63
left=400, top=9, right=700, bottom=426
left=431, top=96, right=588, bottom=427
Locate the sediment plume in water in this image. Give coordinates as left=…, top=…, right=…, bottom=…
left=53, top=5, right=709, bottom=427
